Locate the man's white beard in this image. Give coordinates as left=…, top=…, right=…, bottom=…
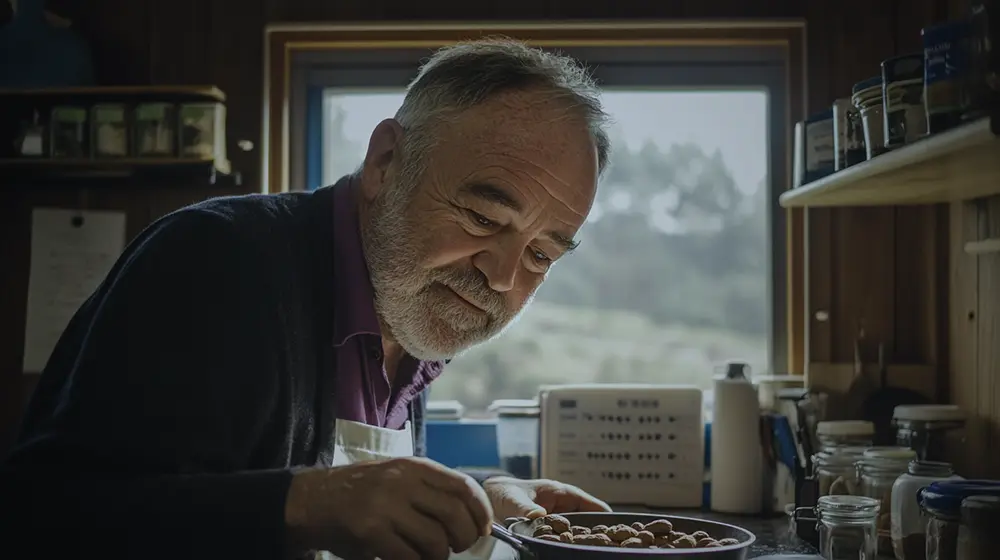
left=360, top=182, right=517, bottom=361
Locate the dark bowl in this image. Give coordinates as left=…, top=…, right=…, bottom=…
left=507, top=512, right=756, bottom=559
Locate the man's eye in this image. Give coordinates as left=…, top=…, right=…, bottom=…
left=532, top=249, right=551, bottom=263
left=468, top=211, right=495, bottom=227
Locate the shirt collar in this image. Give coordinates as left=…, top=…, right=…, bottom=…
left=331, top=175, right=382, bottom=345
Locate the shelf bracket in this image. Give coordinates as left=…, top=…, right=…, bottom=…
left=964, top=238, right=1000, bottom=255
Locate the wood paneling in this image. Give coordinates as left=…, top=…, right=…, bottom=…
left=0, top=0, right=972, bottom=457
left=948, top=195, right=1000, bottom=478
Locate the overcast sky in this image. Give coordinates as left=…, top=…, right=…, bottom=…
left=325, top=89, right=769, bottom=194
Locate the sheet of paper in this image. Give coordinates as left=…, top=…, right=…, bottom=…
left=22, top=208, right=127, bottom=373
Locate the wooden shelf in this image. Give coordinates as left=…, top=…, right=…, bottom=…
left=0, top=85, right=225, bottom=103
left=0, top=157, right=237, bottom=188
left=780, top=115, right=1000, bottom=208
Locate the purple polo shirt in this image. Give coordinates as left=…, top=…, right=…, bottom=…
left=331, top=176, right=443, bottom=430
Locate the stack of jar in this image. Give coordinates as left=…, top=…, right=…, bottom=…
left=813, top=421, right=875, bottom=498
left=919, top=480, right=1000, bottom=560
left=800, top=407, right=980, bottom=560
left=858, top=447, right=919, bottom=556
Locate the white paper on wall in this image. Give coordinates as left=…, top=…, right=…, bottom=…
left=22, top=208, right=126, bottom=373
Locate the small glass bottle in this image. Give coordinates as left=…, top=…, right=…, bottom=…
left=858, top=446, right=917, bottom=556
left=817, top=494, right=880, bottom=560
left=891, top=460, right=962, bottom=560
left=958, top=495, right=1000, bottom=560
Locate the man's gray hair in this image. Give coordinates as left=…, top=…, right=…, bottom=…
left=393, top=38, right=612, bottom=181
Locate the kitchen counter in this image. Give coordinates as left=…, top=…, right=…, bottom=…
left=488, top=507, right=818, bottom=559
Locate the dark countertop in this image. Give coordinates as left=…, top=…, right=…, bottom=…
left=666, top=510, right=817, bottom=558
left=486, top=507, right=819, bottom=559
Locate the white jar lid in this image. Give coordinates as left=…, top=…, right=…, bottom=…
left=893, top=404, right=966, bottom=422
left=817, top=420, right=875, bottom=436
left=863, top=446, right=917, bottom=460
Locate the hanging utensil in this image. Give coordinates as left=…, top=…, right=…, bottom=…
left=861, top=342, right=927, bottom=445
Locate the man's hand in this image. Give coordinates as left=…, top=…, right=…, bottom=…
left=284, top=457, right=493, bottom=560
left=482, top=476, right=612, bottom=521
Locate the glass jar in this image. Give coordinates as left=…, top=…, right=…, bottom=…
left=817, top=420, right=876, bottom=450
left=958, top=495, right=1000, bottom=560
left=893, top=405, right=967, bottom=462
left=817, top=495, right=881, bottom=560
left=852, top=76, right=888, bottom=159
left=891, top=461, right=962, bottom=560
left=858, top=446, right=917, bottom=556
left=815, top=445, right=867, bottom=497
left=489, top=399, right=540, bottom=479
left=920, top=480, right=1000, bottom=560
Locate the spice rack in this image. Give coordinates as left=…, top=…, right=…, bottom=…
left=0, top=85, right=235, bottom=186
left=779, top=113, right=1000, bottom=208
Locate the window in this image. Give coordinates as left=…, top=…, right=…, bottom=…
left=290, top=39, right=791, bottom=413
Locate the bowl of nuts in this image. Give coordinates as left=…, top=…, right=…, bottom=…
left=501, top=512, right=755, bottom=559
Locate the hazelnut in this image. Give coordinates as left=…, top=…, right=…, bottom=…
left=591, top=524, right=609, bottom=534
left=558, top=531, right=573, bottom=543
left=691, top=530, right=710, bottom=540
left=696, top=537, right=717, bottom=547
left=643, top=519, right=674, bottom=535
left=608, top=525, right=639, bottom=542
left=541, top=514, right=571, bottom=534
left=537, top=534, right=562, bottom=542
left=674, top=535, right=698, bottom=548
left=531, top=525, right=554, bottom=537
left=718, top=537, right=739, bottom=546
left=704, top=541, right=722, bottom=547
left=570, top=525, right=591, bottom=535
left=573, top=533, right=613, bottom=546
left=636, top=530, right=655, bottom=546
left=631, top=521, right=645, bottom=531
left=620, top=537, right=645, bottom=548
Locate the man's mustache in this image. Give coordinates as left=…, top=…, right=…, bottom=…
left=432, top=267, right=506, bottom=315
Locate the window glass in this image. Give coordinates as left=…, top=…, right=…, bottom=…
left=323, top=89, right=770, bottom=412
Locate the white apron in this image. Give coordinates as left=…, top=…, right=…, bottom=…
left=320, top=418, right=496, bottom=560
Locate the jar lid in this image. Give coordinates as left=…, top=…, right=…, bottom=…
left=962, top=495, right=1000, bottom=511
left=863, top=446, right=916, bottom=460
left=893, top=404, right=966, bottom=422
left=817, top=495, right=880, bottom=516
left=860, top=447, right=917, bottom=469
left=852, top=76, right=882, bottom=95
left=817, top=420, right=875, bottom=436
left=489, top=399, right=540, bottom=416
left=919, top=480, right=1000, bottom=517
left=907, top=460, right=955, bottom=476
left=426, top=400, right=465, bottom=421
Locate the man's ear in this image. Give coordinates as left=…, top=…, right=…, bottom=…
left=360, top=118, right=405, bottom=201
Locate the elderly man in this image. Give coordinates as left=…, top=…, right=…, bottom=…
left=0, top=39, right=611, bottom=559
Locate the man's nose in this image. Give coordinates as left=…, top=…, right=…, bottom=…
left=473, top=245, right=520, bottom=293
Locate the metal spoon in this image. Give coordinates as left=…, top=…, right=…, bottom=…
left=491, top=521, right=537, bottom=559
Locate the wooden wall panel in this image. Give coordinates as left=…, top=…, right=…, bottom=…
left=948, top=195, right=1000, bottom=479
left=0, top=0, right=959, bottom=452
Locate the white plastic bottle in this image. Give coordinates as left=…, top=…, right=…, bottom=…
left=710, top=361, right=764, bottom=514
